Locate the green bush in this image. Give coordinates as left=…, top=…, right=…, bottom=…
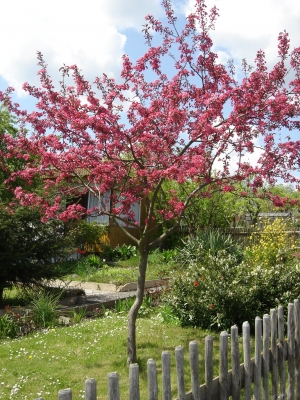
left=245, top=218, right=294, bottom=268
left=0, top=308, right=37, bottom=339
left=0, top=206, right=73, bottom=302
left=101, top=244, right=137, bottom=261
left=166, top=245, right=300, bottom=331
left=175, top=230, right=243, bottom=267
left=0, top=313, right=19, bottom=338
left=66, top=220, right=108, bottom=253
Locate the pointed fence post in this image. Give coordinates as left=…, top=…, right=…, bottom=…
left=288, top=303, right=295, bottom=400
left=278, top=306, right=286, bottom=400
left=189, top=340, right=200, bottom=400
left=254, top=317, right=262, bottom=400
left=147, top=359, right=158, bottom=400
left=58, top=389, right=72, bottom=400
left=231, top=325, right=240, bottom=400
left=270, top=309, right=278, bottom=400
left=243, top=321, right=251, bottom=400
left=294, top=299, right=300, bottom=400
left=129, top=364, right=140, bottom=400
left=205, top=336, right=213, bottom=400
left=175, top=345, right=186, bottom=400
left=263, top=314, right=270, bottom=400
left=162, top=351, right=172, bottom=400
left=108, top=372, right=120, bottom=400
left=85, top=378, right=96, bottom=400
left=219, top=331, right=229, bottom=400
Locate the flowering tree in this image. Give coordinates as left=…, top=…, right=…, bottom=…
left=1, top=0, right=300, bottom=362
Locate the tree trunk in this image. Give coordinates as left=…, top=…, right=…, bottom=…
left=127, top=248, right=149, bottom=364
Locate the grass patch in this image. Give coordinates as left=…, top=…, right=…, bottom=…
left=0, top=312, right=227, bottom=399
left=62, top=250, right=179, bottom=286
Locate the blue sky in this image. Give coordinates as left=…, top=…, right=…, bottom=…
left=1, top=0, right=300, bottom=106
left=0, top=0, right=299, bottom=177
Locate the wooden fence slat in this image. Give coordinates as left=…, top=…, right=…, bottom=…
left=231, top=325, right=240, bottom=400
left=108, top=372, right=120, bottom=400
left=162, top=351, right=172, bottom=400
left=254, top=317, right=262, bottom=400
left=147, top=359, right=158, bottom=400
left=243, top=321, right=251, bottom=400
left=205, top=336, right=213, bottom=400
left=288, top=303, right=295, bottom=400
left=294, top=299, right=300, bottom=400
left=85, top=378, right=96, bottom=400
left=189, top=340, right=200, bottom=400
left=129, top=363, right=140, bottom=400
left=175, top=345, right=186, bottom=400
left=219, top=331, right=229, bottom=400
left=262, top=314, right=270, bottom=400
left=278, top=306, right=286, bottom=400
left=270, top=308, right=278, bottom=400
left=58, top=388, right=72, bottom=400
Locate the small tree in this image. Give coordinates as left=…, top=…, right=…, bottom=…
left=0, top=205, right=72, bottom=302
left=1, top=0, right=300, bottom=362
left=0, top=106, right=79, bottom=302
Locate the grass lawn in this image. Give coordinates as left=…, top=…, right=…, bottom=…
left=62, top=251, right=179, bottom=286
left=0, top=312, right=226, bottom=400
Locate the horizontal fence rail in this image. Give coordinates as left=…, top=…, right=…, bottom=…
left=35, top=300, right=300, bottom=400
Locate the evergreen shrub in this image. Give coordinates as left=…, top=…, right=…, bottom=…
left=165, top=224, right=300, bottom=331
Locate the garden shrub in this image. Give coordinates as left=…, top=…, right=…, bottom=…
left=0, top=206, right=74, bottom=303
left=29, top=289, right=60, bottom=328
left=166, top=253, right=300, bottom=331
left=101, top=244, right=137, bottom=261
left=245, top=218, right=293, bottom=267
left=66, top=220, right=108, bottom=253
left=166, top=250, right=243, bottom=330
left=0, top=313, right=19, bottom=338
left=175, top=230, right=243, bottom=267
left=165, top=225, right=300, bottom=331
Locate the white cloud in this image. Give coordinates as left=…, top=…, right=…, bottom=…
left=2, top=0, right=299, bottom=100
left=186, top=0, right=300, bottom=69
left=0, top=0, right=161, bottom=96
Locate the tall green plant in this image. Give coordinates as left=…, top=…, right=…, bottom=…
left=29, top=289, right=61, bottom=328
left=176, top=230, right=243, bottom=267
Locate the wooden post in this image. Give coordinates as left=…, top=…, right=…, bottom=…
left=58, top=389, right=72, bottom=400
left=205, top=336, right=213, bottom=400
left=162, top=351, right=172, bottom=400
left=254, top=317, right=262, bottom=400
left=231, top=325, right=240, bottom=400
left=243, top=321, right=251, bottom=400
left=270, top=309, right=278, bottom=400
left=129, top=363, right=140, bottom=400
left=108, top=372, right=120, bottom=400
left=85, top=378, right=96, bottom=400
left=288, top=303, right=295, bottom=400
left=175, top=345, right=186, bottom=400
left=219, top=331, right=228, bottom=400
left=294, top=299, right=300, bottom=400
left=189, top=340, right=200, bottom=400
left=147, top=359, right=158, bottom=400
left=278, top=306, right=286, bottom=400
left=263, top=314, right=270, bottom=400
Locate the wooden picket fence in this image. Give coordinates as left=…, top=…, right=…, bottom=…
left=36, top=300, right=300, bottom=400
